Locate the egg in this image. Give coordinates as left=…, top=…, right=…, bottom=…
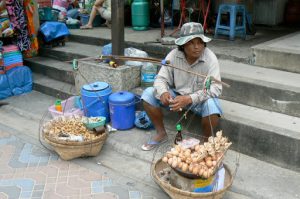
left=162, top=156, right=168, bottom=163
left=189, top=165, right=194, bottom=173
left=206, top=160, right=213, bottom=167
left=168, top=158, right=173, bottom=165
left=178, top=162, right=183, bottom=169
left=171, top=161, right=178, bottom=168
left=182, top=163, right=188, bottom=172
left=192, top=166, right=199, bottom=175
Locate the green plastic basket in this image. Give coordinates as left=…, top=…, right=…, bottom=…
left=83, top=116, right=106, bottom=130
left=39, top=7, right=60, bottom=21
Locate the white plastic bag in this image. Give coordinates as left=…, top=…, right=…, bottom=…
left=124, top=47, right=148, bottom=66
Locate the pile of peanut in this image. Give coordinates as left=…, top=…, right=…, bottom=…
left=43, top=116, right=100, bottom=141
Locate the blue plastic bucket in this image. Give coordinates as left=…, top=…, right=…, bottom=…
left=81, top=82, right=112, bottom=122
left=109, top=91, right=136, bottom=130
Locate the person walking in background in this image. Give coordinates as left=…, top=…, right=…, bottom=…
left=140, top=22, right=223, bottom=151
left=80, top=0, right=111, bottom=29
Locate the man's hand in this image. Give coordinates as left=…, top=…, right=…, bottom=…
left=160, top=92, right=172, bottom=106
left=169, top=95, right=192, bottom=112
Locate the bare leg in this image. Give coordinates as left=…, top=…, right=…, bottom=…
left=85, top=5, right=100, bottom=28
left=143, top=101, right=167, bottom=141
left=201, top=114, right=219, bottom=140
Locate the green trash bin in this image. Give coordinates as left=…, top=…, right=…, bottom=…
left=131, top=0, right=149, bottom=30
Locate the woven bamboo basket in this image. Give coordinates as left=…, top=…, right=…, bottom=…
left=152, top=159, right=233, bottom=199
left=44, top=132, right=108, bottom=160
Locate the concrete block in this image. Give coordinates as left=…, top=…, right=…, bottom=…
left=74, top=61, right=141, bottom=93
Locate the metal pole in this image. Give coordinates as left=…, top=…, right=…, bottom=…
left=160, top=0, right=164, bottom=38
left=111, top=0, right=124, bottom=57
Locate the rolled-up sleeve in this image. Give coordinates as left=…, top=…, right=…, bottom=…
left=153, top=51, right=175, bottom=99
left=189, top=60, right=222, bottom=104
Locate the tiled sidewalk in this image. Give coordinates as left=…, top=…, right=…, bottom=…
left=0, top=131, right=142, bottom=199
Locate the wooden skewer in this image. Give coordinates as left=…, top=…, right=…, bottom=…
left=96, top=56, right=230, bottom=88
left=68, top=55, right=230, bottom=88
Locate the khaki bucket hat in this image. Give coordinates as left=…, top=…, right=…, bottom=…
left=175, top=22, right=211, bottom=46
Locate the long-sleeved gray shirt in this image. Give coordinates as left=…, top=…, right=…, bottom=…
left=153, top=47, right=222, bottom=105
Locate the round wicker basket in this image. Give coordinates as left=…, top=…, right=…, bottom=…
left=152, top=159, right=233, bottom=199
left=44, top=133, right=108, bottom=160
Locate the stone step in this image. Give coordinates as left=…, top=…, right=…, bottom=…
left=68, top=28, right=249, bottom=63
left=39, top=42, right=103, bottom=61
left=132, top=88, right=300, bottom=171
left=33, top=73, right=77, bottom=99
left=24, top=57, right=75, bottom=85
left=0, top=90, right=299, bottom=199
left=136, top=97, right=300, bottom=171
left=220, top=59, right=300, bottom=117
left=252, top=31, right=300, bottom=73
left=35, top=42, right=300, bottom=117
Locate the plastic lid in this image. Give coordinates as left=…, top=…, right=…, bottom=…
left=82, top=82, right=109, bottom=92
left=176, top=124, right=182, bottom=131
left=109, top=91, right=135, bottom=104
left=55, top=99, right=61, bottom=105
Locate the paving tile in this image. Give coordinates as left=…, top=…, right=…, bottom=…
left=69, top=163, right=82, bottom=171
left=55, top=182, right=80, bottom=197
left=24, top=172, right=46, bottom=184
left=91, top=192, right=119, bottom=199
left=58, top=170, right=68, bottom=177
left=32, top=190, right=44, bottom=197
left=46, top=177, right=57, bottom=184
left=34, top=184, right=45, bottom=191
left=68, top=176, right=90, bottom=188
left=13, top=172, right=25, bottom=179
left=43, top=190, right=64, bottom=199
left=68, top=169, right=81, bottom=176
left=8, top=158, right=28, bottom=168
left=0, top=166, right=15, bottom=174
left=91, top=184, right=104, bottom=194
left=14, top=179, right=34, bottom=191
left=2, top=174, right=15, bottom=179
left=129, top=191, right=142, bottom=199
left=0, top=186, right=21, bottom=199
left=80, top=187, right=92, bottom=195
left=57, top=176, right=68, bottom=183
left=104, top=186, right=129, bottom=199
left=41, top=166, right=59, bottom=177
left=51, top=161, right=70, bottom=171
left=44, top=183, right=56, bottom=191
left=19, top=191, right=32, bottom=198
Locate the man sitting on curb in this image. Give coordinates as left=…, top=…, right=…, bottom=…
left=141, top=22, right=223, bottom=151
left=80, top=0, right=111, bottom=29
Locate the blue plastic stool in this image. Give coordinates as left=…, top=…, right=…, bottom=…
left=214, top=4, right=246, bottom=40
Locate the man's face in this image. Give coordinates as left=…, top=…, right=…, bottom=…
left=183, top=38, right=205, bottom=61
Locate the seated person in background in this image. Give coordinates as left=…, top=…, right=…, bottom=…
left=80, top=0, right=111, bottom=29
left=67, top=0, right=80, bottom=19
left=140, top=22, right=223, bottom=151
left=53, top=0, right=79, bottom=20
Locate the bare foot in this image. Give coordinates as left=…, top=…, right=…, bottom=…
left=80, top=25, right=93, bottom=29
left=152, top=133, right=167, bottom=142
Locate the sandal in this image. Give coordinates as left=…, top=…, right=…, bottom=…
left=141, top=136, right=168, bottom=151
left=80, top=25, right=93, bottom=29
